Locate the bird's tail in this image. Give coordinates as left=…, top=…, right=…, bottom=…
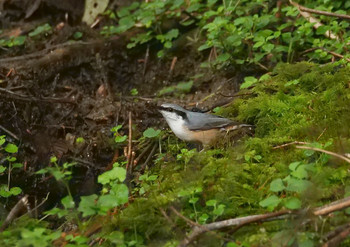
left=224, top=124, right=254, bottom=132
left=238, top=124, right=254, bottom=129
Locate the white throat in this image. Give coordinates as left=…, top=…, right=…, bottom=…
left=160, top=111, right=191, bottom=141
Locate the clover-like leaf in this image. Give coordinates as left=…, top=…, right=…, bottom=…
left=143, top=128, right=161, bottom=138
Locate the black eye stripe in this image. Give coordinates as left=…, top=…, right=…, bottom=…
left=158, top=106, right=188, bottom=120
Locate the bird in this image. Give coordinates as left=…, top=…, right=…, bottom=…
left=158, top=103, right=253, bottom=146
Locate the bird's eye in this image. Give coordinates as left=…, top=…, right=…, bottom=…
left=168, top=108, right=173, bottom=112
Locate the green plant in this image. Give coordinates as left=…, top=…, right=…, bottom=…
left=73, top=31, right=83, bottom=40
left=108, top=0, right=350, bottom=68
left=143, top=127, right=161, bottom=138
left=158, top=80, right=193, bottom=96
left=205, top=199, right=226, bottom=221
left=0, top=136, right=23, bottom=198
left=29, top=23, right=52, bottom=38
left=0, top=36, right=26, bottom=47
left=111, top=125, right=127, bottom=143
left=130, top=88, right=139, bottom=96
left=176, top=148, right=196, bottom=170
left=137, top=172, right=158, bottom=195
left=178, top=185, right=203, bottom=222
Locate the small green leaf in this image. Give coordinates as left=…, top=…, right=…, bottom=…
left=206, top=200, right=217, bottom=207
left=147, top=175, right=158, bottom=181
left=110, top=183, right=129, bottom=204
left=291, top=165, right=308, bottom=179
left=12, top=163, right=23, bottom=169
left=259, top=195, right=281, bottom=211
left=115, top=135, right=127, bottom=143
left=289, top=161, right=301, bottom=171
left=199, top=213, right=209, bottom=224
left=216, top=53, right=230, bottom=62
left=285, top=177, right=312, bottom=193
left=73, top=31, right=83, bottom=39
left=143, top=128, right=161, bottom=138
left=0, top=165, right=6, bottom=173
left=213, top=204, right=225, bottom=216
left=240, top=76, right=258, bottom=89
left=76, top=137, right=85, bottom=144
left=78, top=194, right=98, bottom=217
left=62, top=196, right=75, bottom=209
left=0, top=135, right=5, bottom=146
left=45, top=207, right=69, bottom=218
left=270, top=178, right=285, bottom=192
left=189, top=197, right=199, bottom=204
left=97, top=194, right=120, bottom=209
left=176, top=80, right=193, bottom=93
left=12, top=36, right=26, bottom=46
left=29, top=23, right=52, bottom=37
left=6, top=157, right=16, bottom=162
left=284, top=197, right=302, bottom=209
left=10, top=187, right=22, bottom=195
left=226, top=243, right=239, bottom=247
left=111, top=125, right=123, bottom=132
left=5, top=143, right=18, bottom=153
left=98, top=167, right=126, bottom=184
left=285, top=79, right=300, bottom=86
left=50, top=168, right=65, bottom=181
left=130, top=88, right=138, bottom=96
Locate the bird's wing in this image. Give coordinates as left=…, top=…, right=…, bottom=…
left=186, top=112, right=237, bottom=131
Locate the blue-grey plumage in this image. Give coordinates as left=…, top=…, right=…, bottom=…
left=158, top=103, right=252, bottom=145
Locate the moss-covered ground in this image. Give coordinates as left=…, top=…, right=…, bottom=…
left=115, top=62, right=350, bottom=246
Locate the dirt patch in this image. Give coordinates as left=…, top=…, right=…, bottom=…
left=0, top=2, right=254, bottom=212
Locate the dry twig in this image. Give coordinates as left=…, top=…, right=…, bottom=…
left=0, top=125, right=19, bottom=140
left=323, top=226, right=350, bottom=247
left=290, top=0, right=338, bottom=40
left=170, top=57, right=178, bottom=74
left=294, top=4, right=350, bottom=20
left=177, top=210, right=292, bottom=247
left=140, top=142, right=158, bottom=172
left=295, top=145, right=350, bottom=164
left=0, top=195, right=30, bottom=231
left=272, top=141, right=309, bottom=149
left=314, top=197, right=350, bottom=216
left=178, top=196, right=350, bottom=247
left=133, top=142, right=153, bottom=167
left=143, top=45, right=150, bottom=77
left=126, top=112, right=133, bottom=172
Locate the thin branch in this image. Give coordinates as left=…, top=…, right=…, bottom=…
left=322, top=226, right=350, bottom=247
left=314, top=197, right=350, bottom=216
left=0, top=195, right=30, bottom=231
left=321, top=48, right=350, bottom=63
left=177, top=210, right=292, bottom=247
left=295, top=4, right=350, bottom=20
left=170, top=206, right=200, bottom=227
left=273, top=141, right=309, bottom=149
left=0, top=87, right=76, bottom=104
left=160, top=208, right=176, bottom=227
left=133, top=142, right=153, bottom=167
left=290, top=0, right=338, bottom=40
left=178, top=196, right=350, bottom=247
left=0, top=125, right=19, bottom=140
left=29, top=192, right=49, bottom=217
left=295, top=145, right=350, bottom=164
left=126, top=112, right=133, bottom=172
left=140, top=142, right=158, bottom=172
left=143, top=45, right=150, bottom=77
left=169, top=56, right=178, bottom=74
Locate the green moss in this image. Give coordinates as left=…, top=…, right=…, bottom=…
left=115, top=62, right=350, bottom=245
